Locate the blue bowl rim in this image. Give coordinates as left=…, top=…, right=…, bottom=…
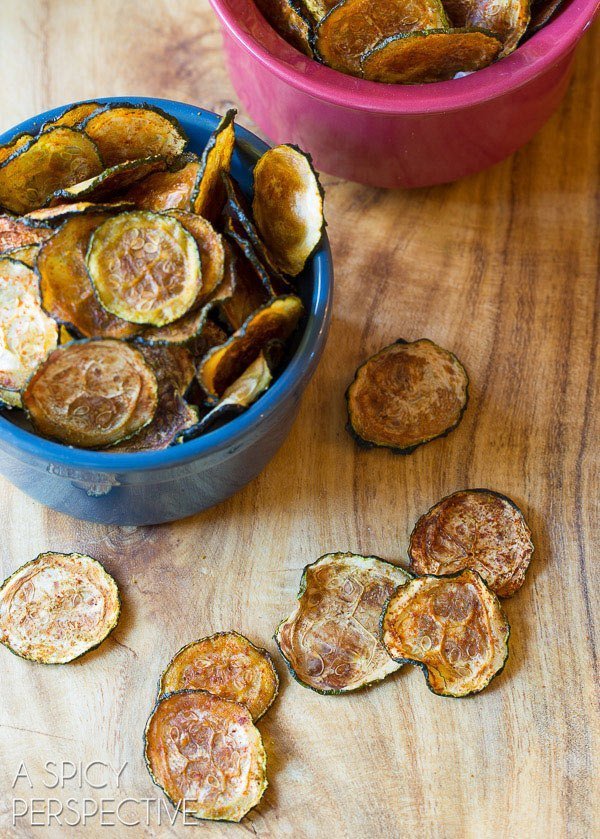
left=0, top=96, right=333, bottom=472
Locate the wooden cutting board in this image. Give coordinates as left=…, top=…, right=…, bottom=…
left=0, top=2, right=597, bottom=837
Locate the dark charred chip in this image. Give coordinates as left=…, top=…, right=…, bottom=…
left=144, top=690, right=267, bottom=822
left=409, top=489, right=534, bottom=597
left=159, top=632, right=279, bottom=721
left=346, top=338, right=469, bottom=453
left=0, top=215, right=53, bottom=251
left=0, top=128, right=103, bottom=214
left=25, top=200, right=134, bottom=225
left=255, top=0, right=315, bottom=55
left=198, top=295, right=304, bottom=400
left=122, top=157, right=200, bottom=211
left=137, top=343, right=196, bottom=395
left=37, top=212, right=141, bottom=339
left=164, top=210, right=225, bottom=301
left=528, top=0, right=563, bottom=32
left=441, top=0, right=528, bottom=55
left=86, top=211, right=202, bottom=326
left=41, top=102, right=102, bottom=132
left=361, top=29, right=502, bottom=83
left=0, top=552, right=120, bottom=664
left=0, top=134, right=34, bottom=166
left=276, top=552, right=411, bottom=693
left=1, top=244, right=40, bottom=268
left=381, top=569, right=510, bottom=696
left=315, top=0, right=449, bottom=75
left=219, top=242, right=270, bottom=332
left=82, top=103, right=187, bottom=167
left=191, top=110, right=237, bottom=222
left=22, top=339, right=158, bottom=448
left=52, top=156, right=167, bottom=204
left=252, top=145, right=324, bottom=276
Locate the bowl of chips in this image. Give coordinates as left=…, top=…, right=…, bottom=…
left=0, top=97, right=332, bottom=525
left=210, top=0, right=598, bottom=187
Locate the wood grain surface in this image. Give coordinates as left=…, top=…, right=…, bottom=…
left=0, top=2, right=598, bottom=837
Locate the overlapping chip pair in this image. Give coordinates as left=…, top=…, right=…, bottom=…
left=0, top=102, right=325, bottom=451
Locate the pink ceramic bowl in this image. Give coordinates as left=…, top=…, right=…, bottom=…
left=210, top=0, right=598, bottom=187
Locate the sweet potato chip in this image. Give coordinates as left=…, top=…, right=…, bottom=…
left=123, top=157, right=200, bottom=211
left=191, top=110, right=237, bottom=222
left=276, top=552, right=411, bottom=693
left=361, top=28, right=502, bottom=83
left=41, top=102, right=102, bottom=132
left=381, top=569, right=510, bottom=696
left=0, top=214, right=52, bottom=251
left=255, top=0, right=315, bottom=55
left=441, top=0, right=529, bottom=55
left=52, top=156, right=167, bottom=204
left=165, top=210, right=225, bottom=300
left=346, top=338, right=469, bottom=453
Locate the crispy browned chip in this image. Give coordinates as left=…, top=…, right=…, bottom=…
left=219, top=242, right=270, bottom=332
left=441, top=0, right=529, bottom=55
left=252, top=145, right=324, bottom=276
left=164, top=210, right=225, bottom=301
left=346, top=338, right=469, bottom=453
left=381, top=569, right=510, bottom=696
left=0, top=128, right=103, bottom=214
left=52, top=156, right=167, bottom=204
left=37, top=212, right=140, bottom=339
left=304, top=0, right=340, bottom=19
left=528, top=0, right=563, bottom=32
left=144, top=690, right=267, bottom=822
left=22, top=339, right=159, bottom=448
left=1, top=244, right=40, bottom=268
left=82, top=104, right=187, bottom=166
left=137, top=344, right=196, bottom=395
left=276, top=552, right=411, bottom=693
left=122, top=157, right=200, bottom=211
left=191, top=110, right=237, bottom=222
left=198, top=295, right=304, bottom=400
left=0, top=134, right=34, bottom=166
left=0, top=214, right=53, bottom=251
left=315, top=0, right=449, bottom=74
left=86, top=211, right=202, bottom=326
left=159, top=632, right=279, bottom=720
left=41, top=102, right=102, bottom=132
left=361, top=28, right=501, bottom=83
left=409, top=489, right=534, bottom=597
left=255, top=0, right=315, bottom=55
left=0, top=552, right=120, bottom=664
left=24, top=200, right=134, bottom=224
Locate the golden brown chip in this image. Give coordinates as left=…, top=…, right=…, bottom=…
left=165, top=210, right=225, bottom=301
left=144, top=690, right=267, bottom=822
left=123, top=158, right=200, bottom=211
left=41, top=102, right=102, bottom=132
left=22, top=339, right=159, bottom=448
left=255, top=0, right=315, bottom=55
left=0, top=134, right=34, bottom=166
left=137, top=343, right=196, bottom=395
left=37, top=212, right=141, bottom=339
left=346, top=338, right=469, bottom=453
left=0, top=214, right=53, bottom=251
left=252, top=145, right=324, bottom=276
left=409, top=489, right=534, bottom=597
left=315, top=0, right=449, bottom=74
left=361, top=28, right=502, bottom=83
left=1, top=243, right=40, bottom=268
left=24, top=200, right=134, bottom=224
left=276, top=552, right=411, bottom=693
left=219, top=242, right=270, bottom=332
left=86, top=211, right=202, bottom=326
left=191, top=110, right=237, bottom=222
left=52, top=156, right=167, bottom=204
left=0, top=256, right=41, bottom=299
left=82, top=104, right=187, bottom=167
left=381, top=569, right=510, bottom=696
left=198, top=295, right=304, bottom=400
left=0, top=552, right=120, bottom=664
left=0, top=128, right=103, bottom=214
left=159, top=632, right=279, bottom=720
left=441, top=0, right=529, bottom=55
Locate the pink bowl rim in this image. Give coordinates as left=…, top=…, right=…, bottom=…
left=210, top=0, right=599, bottom=113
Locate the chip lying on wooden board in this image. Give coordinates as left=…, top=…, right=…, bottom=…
left=256, top=0, right=560, bottom=82
left=0, top=102, right=326, bottom=451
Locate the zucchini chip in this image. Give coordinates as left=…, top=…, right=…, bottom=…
left=123, top=158, right=200, bottom=212
left=361, top=29, right=502, bottom=83
left=138, top=344, right=196, bottom=396
left=198, top=295, right=304, bottom=400
left=22, top=339, right=158, bottom=448
left=52, top=156, right=167, bottom=204
left=315, top=0, right=449, bottom=75
left=528, top=0, right=563, bottom=32
left=276, top=552, right=411, bottom=694
left=252, top=145, right=324, bottom=277
left=1, top=244, right=40, bottom=268
left=0, top=128, right=103, bottom=214
left=441, top=0, right=529, bottom=56
left=37, top=212, right=141, bottom=339
left=159, top=632, right=279, bottom=721
left=409, top=489, right=534, bottom=597
left=346, top=338, right=469, bottom=453
left=255, top=0, right=315, bottom=55
left=219, top=243, right=270, bottom=332
left=0, top=134, right=34, bottom=166
left=144, top=690, right=267, bottom=822
left=86, top=211, right=202, bottom=326
left=41, top=102, right=102, bottom=132
left=165, top=210, right=225, bottom=300
left=191, top=110, right=237, bottom=222
left=0, top=214, right=52, bottom=251
left=381, top=569, right=510, bottom=697
left=0, top=552, right=120, bottom=664
left=82, top=103, right=188, bottom=167
left=24, top=200, right=134, bottom=225
left=0, top=256, right=41, bottom=298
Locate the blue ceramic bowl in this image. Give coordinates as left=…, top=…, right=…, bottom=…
left=0, top=97, right=333, bottom=525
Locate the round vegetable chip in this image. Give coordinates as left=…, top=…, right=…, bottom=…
left=41, top=102, right=102, bottom=132
left=361, top=29, right=502, bottom=83
left=159, top=632, right=279, bottom=721
left=441, top=0, right=529, bottom=56
left=1, top=243, right=40, bottom=268
left=165, top=210, right=225, bottom=301
left=276, top=552, right=411, bottom=693
left=0, top=552, right=120, bottom=664
left=0, top=256, right=42, bottom=299
left=144, top=690, right=267, bottom=822
left=252, top=145, right=324, bottom=277
left=191, top=109, right=237, bottom=223
left=0, top=214, right=52, bottom=251
left=346, top=338, right=469, bottom=453
left=0, top=133, right=34, bottom=166
left=255, top=0, right=315, bottom=56
left=23, top=339, right=158, bottom=448
left=381, top=569, right=510, bottom=696
left=409, top=489, right=534, bottom=597
left=86, top=211, right=202, bottom=326
left=315, top=0, right=449, bottom=74
left=528, top=0, right=563, bottom=32
left=52, top=156, right=167, bottom=204
left=24, top=200, right=134, bottom=225
left=123, top=158, right=200, bottom=212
